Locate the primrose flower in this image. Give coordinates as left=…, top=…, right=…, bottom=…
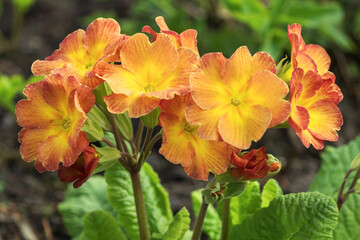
left=16, top=74, right=95, bottom=171
left=187, top=47, right=291, bottom=149
left=58, top=146, right=99, bottom=188
left=32, top=18, right=124, bottom=89
left=159, top=94, right=231, bottom=180
left=96, top=33, right=199, bottom=118
left=230, top=147, right=272, bottom=180
left=286, top=23, right=331, bottom=78
left=142, top=16, right=199, bottom=56
left=288, top=68, right=343, bottom=150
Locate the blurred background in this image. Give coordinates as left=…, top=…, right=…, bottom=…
left=0, top=0, right=359, bottom=239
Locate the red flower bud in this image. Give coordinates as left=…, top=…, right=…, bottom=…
left=230, top=147, right=270, bottom=180
left=58, top=146, right=99, bottom=188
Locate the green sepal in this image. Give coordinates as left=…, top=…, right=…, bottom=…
left=266, top=154, right=281, bottom=177
left=215, top=169, right=238, bottom=183
left=350, top=153, right=360, bottom=170
left=222, top=181, right=248, bottom=199
left=276, top=58, right=292, bottom=83
left=93, top=146, right=121, bottom=163
left=81, top=118, right=104, bottom=141
left=115, top=112, right=133, bottom=142
left=93, top=83, right=110, bottom=112
left=140, top=108, right=161, bottom=128
left=87, top=106, right=112, bottom=131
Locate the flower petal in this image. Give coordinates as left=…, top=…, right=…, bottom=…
left=37, top=131, right=89, bottom=171
left=95, top=62, right=142, bottom=95
left=245, top=70, right=290, bottom=127
left=221, top=46, right=252, bottom=92
left=104, top=93, right=161, bottom=118
left=302, top=44, right=330, bottom=75
left=190, top=52, right=230, bottom=109
left=218, top=105, right=271, bottom=149
left=179, top=29, right=199, bottom=55
left=185, top=98, right=222, bottom=141
left=307, top=101, right=343, bottom=142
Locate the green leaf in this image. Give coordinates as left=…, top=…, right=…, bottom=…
left=11, top=0, right=36, bottom=14
left=141, top=107, right=161, bottom=128
left=191, top=189, right=221, bottom=240
left=309, top=135, right=360, bottom=239
left=310, top=135, right=360, bottom=197
left=163, top=207, right=191, bottom=240
left=261, top=179, right=283, bottom=208
left=58, top=176, right=115, bottom=239
left=227, top=182, right=261, bottom=226
left=81, top=210, right=126, bottom=240
left=105, top=162, right=172, bottom=240
left=229, top=192, right=339, bottom=240
left=93, top=146, right=121, bottom=163
left=333, top=194, right=360, bottom=239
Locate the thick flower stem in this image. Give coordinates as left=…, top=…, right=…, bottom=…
left=192, top=197, right=209, bottom=240
left=221, top=198, right=231, bottom=240
left=130, top=170, right=150, bottom=240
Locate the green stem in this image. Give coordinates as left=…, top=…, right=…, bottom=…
left=107, top=112, right=131, bottom=171
left=130, top=171, right=150, bottom=240
left=135, top=120, right=144, bottom=154
left=221, top=198, right=231, bottom=240
left=343, top=167, right=360, bottom=202
left=337, top=169, right=352, bottom=209
left=192, top=197, right=209, bottom=240
left=141, top=127, right=154, bottom=153
left=135, top=131, right=162, bottom=172
left=102, top=137, right=115, bottom=148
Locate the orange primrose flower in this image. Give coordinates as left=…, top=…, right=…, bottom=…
left=96, top=33, right=199, bottom=118
left=31, top=18, right=125, bottom=89
left=287, top=23, right=331, bottom=77
left=142, top=16, right=199, bottom=56
left=58, top=146, right=99, bottom=188
left=16, top=74, right=95, bottom=171
left=230, top=147, right=270, bottom=180
left=288, top=68, right=343, bottom=150
left=159, top=94, right=231, bottom=180
left=187, top=47, right=291, bottom=149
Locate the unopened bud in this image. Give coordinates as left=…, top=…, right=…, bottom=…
left=350, top=154, right=360, bottom=170
left=266, top=154, right=281, bottom=177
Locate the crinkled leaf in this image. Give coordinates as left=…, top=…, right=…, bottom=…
left=310, top=135, right=360, bottom=197
left=58, top=176, right=115, bottom=239
left=310, top=135, right=360, bottom=239
left=81, top=210, right=126, bottom=240
left=105, top=162, right=172, bottom=240
left=261, top=179, right=283, bottom=208
left=191, top=189, right=221, bottom=240
left=229, top=192, right=339, bottom=240
left=163, top=207, right=190, bottom=240
left=333, top=194, right=360, bottom=239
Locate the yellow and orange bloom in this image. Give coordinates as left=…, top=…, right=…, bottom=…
left=16, top=74, right=95, bottom=171
left=288, top=68, right=343, bottom=150
left=287, top=23, right=331, bottom=77
left=187, top=47, right=291, bottom=149
left=31, top=18, right=124, bottom=89
left=159, top=94, right=231, bottom=180
left=96, top=33, right=199, bottom=118
left=58, top=146, right=99, bottom=188
left=142, top=16, right=199, bottom=56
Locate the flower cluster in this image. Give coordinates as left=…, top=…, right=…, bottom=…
left=16, top=17, right=343, bottom=185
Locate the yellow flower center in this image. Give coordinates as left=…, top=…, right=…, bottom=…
left=144, top=83, right=156, bottom=92
left=62, top=119, right=72, bottom=130
left=183, top=122, right=196, bottom=134
left=84, top=62, right=94, bottom=70
left=231, top=96, right=241, bottom=106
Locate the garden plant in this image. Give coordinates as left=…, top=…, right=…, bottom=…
left=13, top=15, right=360, bottom=240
